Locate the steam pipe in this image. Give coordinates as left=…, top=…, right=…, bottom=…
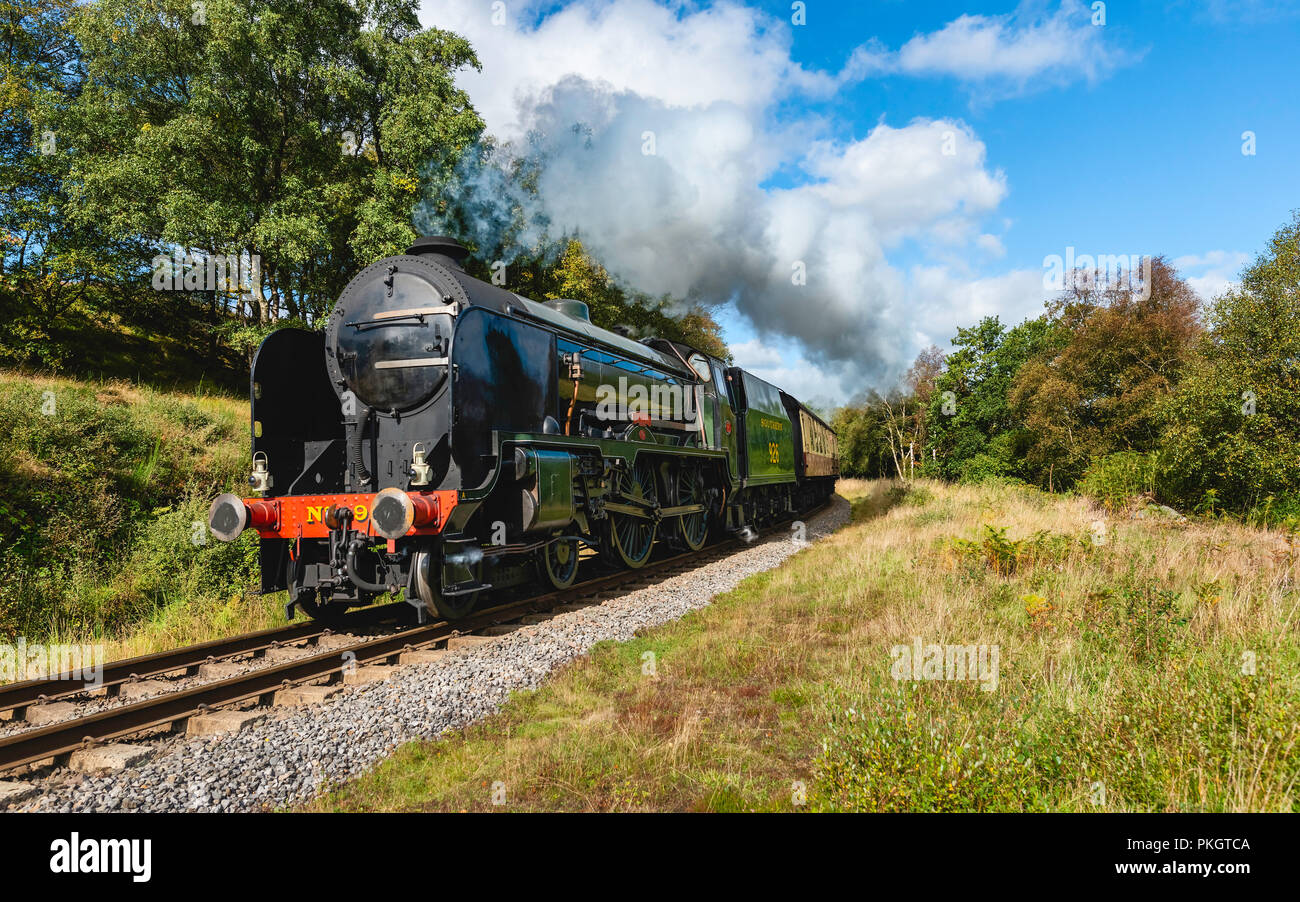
left=345, top=539, right=395, bottom=593
left=350, top=404, right=372, bottom=489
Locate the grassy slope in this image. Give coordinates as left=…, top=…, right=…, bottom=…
left=0, top=369, right=279, bottom=658
left=308, top=479, right=1299, bottom=813
left=28, top=298, right=247, bottom=394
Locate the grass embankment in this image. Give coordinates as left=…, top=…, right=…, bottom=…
left=7, top=297, right=247, bottom=392
left=309, top=478, right=1300, bottom=813
left=0, top=370, right=276, bottom=659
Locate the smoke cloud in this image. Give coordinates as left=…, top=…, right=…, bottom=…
left=416, top=1, right=1077, bottom=400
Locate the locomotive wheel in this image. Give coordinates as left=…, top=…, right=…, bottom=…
left=413, top=548, right=480, bottom=620
left=540, top=537, right=580, bottom=590
left=605, top=460, right=658, bottom=569
left=675, top=463, right=709, bottom=551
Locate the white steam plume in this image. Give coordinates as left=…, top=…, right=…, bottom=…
left=416, top=0, right=1071, bottom=397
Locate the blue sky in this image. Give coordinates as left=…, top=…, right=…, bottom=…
left=421, top=0, right=1300, bottom=405
left=790, top=0, right=1299, bottom=272
left=809, top=3, right=1294, bottom=249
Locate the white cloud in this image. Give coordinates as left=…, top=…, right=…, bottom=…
left=728, top=338, right=784, bottom=370
left=422, top=0, right=837, bottom=138
left=416, top=1, right=1083, bottom=402
left=907, top=266, right=1048, bottom=348
left=887, top=1, right=1140, bottom=93
left=730, top=337, right=857, bottom=411
left=1173, top=250, right=1250, bottom=301
left=430, top=0, right=1137, bottom=137
left=977, top=233, right=1007, bottom=257
left=802, top=121, right=1007, bottom=242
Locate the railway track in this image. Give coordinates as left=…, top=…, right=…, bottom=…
left=0, top=534, right=762, bottom=774
left=0, top=602, right=409, bottom=720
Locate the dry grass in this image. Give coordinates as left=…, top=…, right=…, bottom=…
left=306, top=478, right=1299, bottom=813
left=40, top=595, right=286, bottom=666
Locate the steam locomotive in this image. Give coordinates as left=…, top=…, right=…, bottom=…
left=208, top=237, right=838, bottom=621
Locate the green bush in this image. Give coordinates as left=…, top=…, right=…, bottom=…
left=1078, top=580, right=1188, bottom=665
left=952, top=524, right=1091, bottom=576
left=1159, top=214, right=1300, bottom=516
left=0, top=372, right=258, bottom=641
left=814, top=685, right=1045, bottom=812
left=957, top=452, right=1016, bottom=484
left=1078, top=451, right=1163, bottom=510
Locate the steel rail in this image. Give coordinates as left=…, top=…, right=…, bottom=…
left=0, top=602, right=410, bottom=716
left=0, top=621, right=459, bottom=771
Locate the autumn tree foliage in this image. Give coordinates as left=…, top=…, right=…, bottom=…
left=854, top=214, right=1298, bottom=523
left=1010, top=256, right=1203, bottom=489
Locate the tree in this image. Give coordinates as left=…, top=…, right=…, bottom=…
left=673, top=307, right=730, bottom=362
left=880, top=391, right=919, bottom=482
left=925, top=315, right=1059, bottom=481
left=1161, top=212, right=1300, bottom=514
left=839, top=346, right=953, bottom=484
left=509, top=238, right=730, bottom=360
left=906, top=344, right=945, bottom=406
left=831, top=402, right=892, bottom=478
left=901, top=343, right=944, bottom=464
left=1010, top=257, right=1202, bottom=489
left=0, top=0, right=140, bottom=364
left=57, top=0, right=483, bottom=324
left=545, top=240, right=622, bottom=323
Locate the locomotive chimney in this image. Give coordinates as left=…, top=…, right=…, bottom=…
left=407, top=235, right=470, bottom=271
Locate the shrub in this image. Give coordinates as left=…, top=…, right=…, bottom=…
left=1078, top=451, right=1163, bottom=511
left=814, top=685, right=1045, bottom=812
left=952, top=524, right=1090, bottom=576
left=0, top=372, right=258, bottom=641
left=1081, top=579, right=1189, bottom=664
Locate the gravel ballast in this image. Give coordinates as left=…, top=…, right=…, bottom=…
left=14, top=496, right=850, bottom=812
